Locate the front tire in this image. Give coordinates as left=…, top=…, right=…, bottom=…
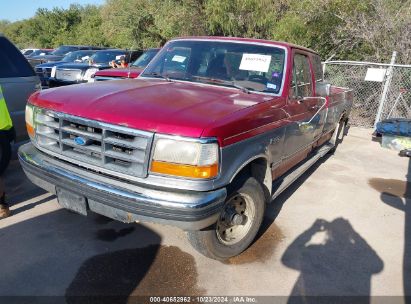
left=0, top=134, right=11, bottom=175
left=187, top=177, right=265, bottom=260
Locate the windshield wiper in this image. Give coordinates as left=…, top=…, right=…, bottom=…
left=231, top=82, right=251, bottom=94
left=190, top=76, right=253, bottom=94
left=143, top=72, right=172, bottom=82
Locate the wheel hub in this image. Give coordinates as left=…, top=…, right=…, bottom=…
left=216, top=193, right=255, bottom=245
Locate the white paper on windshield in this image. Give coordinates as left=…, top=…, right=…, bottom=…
left=172, top=55, right=186, bottom=63
left=239, top=54, right=271, bottom=73
left=364, top=68, right=386, bottom=82
left=115, top=55, right=125, bottom=60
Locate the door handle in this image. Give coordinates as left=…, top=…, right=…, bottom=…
left=298, top=97, right=327, bottom=127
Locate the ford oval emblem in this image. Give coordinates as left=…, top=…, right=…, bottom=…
left=74, top=136, right=87, bottom=146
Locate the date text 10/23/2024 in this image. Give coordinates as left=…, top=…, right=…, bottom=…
left=149, top=296, right=258, bottom=303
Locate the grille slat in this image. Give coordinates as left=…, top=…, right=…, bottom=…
left=61, top=126, right=103, bottom=141
left=104, top=136, right=147, bottom=150
left=61, top=139, right=102, bottom=154
left=36, top=131, right=59, bottom=141
left=36, top=120, right=60, bottom=129
left=104, top=149, right=145, bottom=163
left=35, top=109, right=153, bottom=178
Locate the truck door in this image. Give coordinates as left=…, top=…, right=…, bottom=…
left=280, top=51, right=323, bottom=172
left=0, top=36, right=40, bottom=142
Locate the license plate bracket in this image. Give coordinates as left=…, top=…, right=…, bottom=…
left=56, top=187, right=88, bottom=216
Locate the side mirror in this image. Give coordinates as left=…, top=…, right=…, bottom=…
left=316, top=82, right=331, bottom=97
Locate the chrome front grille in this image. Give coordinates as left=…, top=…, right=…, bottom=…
left=34, top=109, right=154, bottom=178
left=55, top=69, right=82, bottom=81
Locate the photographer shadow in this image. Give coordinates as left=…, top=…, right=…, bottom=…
left=282, top=218, right=383, bottom=303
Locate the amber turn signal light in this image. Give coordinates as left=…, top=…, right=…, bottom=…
left=26, top=123, right=35, bottom=138
left=151, top=161, right=218, bottom=179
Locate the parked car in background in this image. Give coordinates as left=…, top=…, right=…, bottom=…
left=28, top=45, right=104, bottom=67
left=91, top=48, right=160, bottom=82
left=21, top=48, right=39, bottom=56
left=19, top=37, right=353, bottom=260
left=26, top=49, right=53, bottom=59
left=49, top=49, right=142, bottom=87
left=0, top=34, right=40, bottom=172
left=35, top=50, right=97, bottom=88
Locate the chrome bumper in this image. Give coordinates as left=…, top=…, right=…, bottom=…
left=18, top=143, right=226, bottom=230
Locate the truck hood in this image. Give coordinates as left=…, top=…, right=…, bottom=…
left=29, top=78, right=271, bottom=138
left=94, top=67, right=143, bottom=78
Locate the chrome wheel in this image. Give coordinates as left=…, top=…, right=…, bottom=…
left=187, top=177, right=265, bottom=260
left=216, top=193, right=256, bottom=246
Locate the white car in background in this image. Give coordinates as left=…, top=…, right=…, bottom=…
left=21, top=48, right=40, bottom=56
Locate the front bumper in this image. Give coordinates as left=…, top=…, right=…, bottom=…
left=18, top=143, right=226, bottom=230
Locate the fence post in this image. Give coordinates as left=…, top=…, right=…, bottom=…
left=374, top=51, right=397, bottom=127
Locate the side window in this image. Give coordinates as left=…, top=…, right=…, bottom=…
left=0, top=37, right=35, bottom=78
left=312, top=55, right=323, bottom=82
left=160, top=47, right=191, bottom=76
left=290, top=53, right=313, bottom=98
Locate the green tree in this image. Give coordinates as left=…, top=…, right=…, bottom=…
left=204, top=0, right=289, bottom=38
left=101, top=0, right=207, bottom=49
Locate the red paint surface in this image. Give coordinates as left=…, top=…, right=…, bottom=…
left=28, top=38, right=347, bottom=148
left=30, top=79, right=276, bottom=144
left=94, top=67, right=143, bottom=79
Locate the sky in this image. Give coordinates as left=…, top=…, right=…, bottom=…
left=0, top=0, right=106, bottom=22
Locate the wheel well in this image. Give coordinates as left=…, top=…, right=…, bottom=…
left=341, top=112, right=347, bottom=121
left=229, top=158, right=272, bottom=203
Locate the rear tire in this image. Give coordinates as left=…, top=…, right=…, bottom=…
left=0, top=135, right=11, bottom=175
left=328, top=118, right=346, bottom=154
left=187, top=176, right=265, bottom=260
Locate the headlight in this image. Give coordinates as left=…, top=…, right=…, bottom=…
left=83, top=68, right=99, bottom=81
left=25, top=104, right=35, bottom=139
left=150, top=137, right=219, bottom=179
left=50, top=66, right=56, bottom=78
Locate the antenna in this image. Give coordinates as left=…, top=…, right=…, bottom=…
left=127, top=44, right=133, bottom=79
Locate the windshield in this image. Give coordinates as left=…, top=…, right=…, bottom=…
left=132, top=49, right=159, bottom=68
left=63, top=50, right=95, bottom=62
left=51, top=46, right=78, bottom=56
left=27, top=50, right=44, bottom=58
left=90, top=51, right=124, bottom=64
left=141, top=40, right=286, bottom=94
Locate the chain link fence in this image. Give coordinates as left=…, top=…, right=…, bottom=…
left=323, top=60, right=411, bottom=128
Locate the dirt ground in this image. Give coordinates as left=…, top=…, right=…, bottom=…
left=0, top=127, right=409, bottom=303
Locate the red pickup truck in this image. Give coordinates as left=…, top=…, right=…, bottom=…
left=19, top=37, right=353, bottom=260
left=90, top=48, right=160, bottom=82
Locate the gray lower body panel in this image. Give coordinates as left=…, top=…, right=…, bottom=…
left=18, top=143, right=227, bottom=230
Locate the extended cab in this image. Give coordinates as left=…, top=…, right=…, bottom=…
left=19, top=37, right=353, bottom=260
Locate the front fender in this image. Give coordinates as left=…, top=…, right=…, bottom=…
left=214, top=126, right=286, bottom=191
